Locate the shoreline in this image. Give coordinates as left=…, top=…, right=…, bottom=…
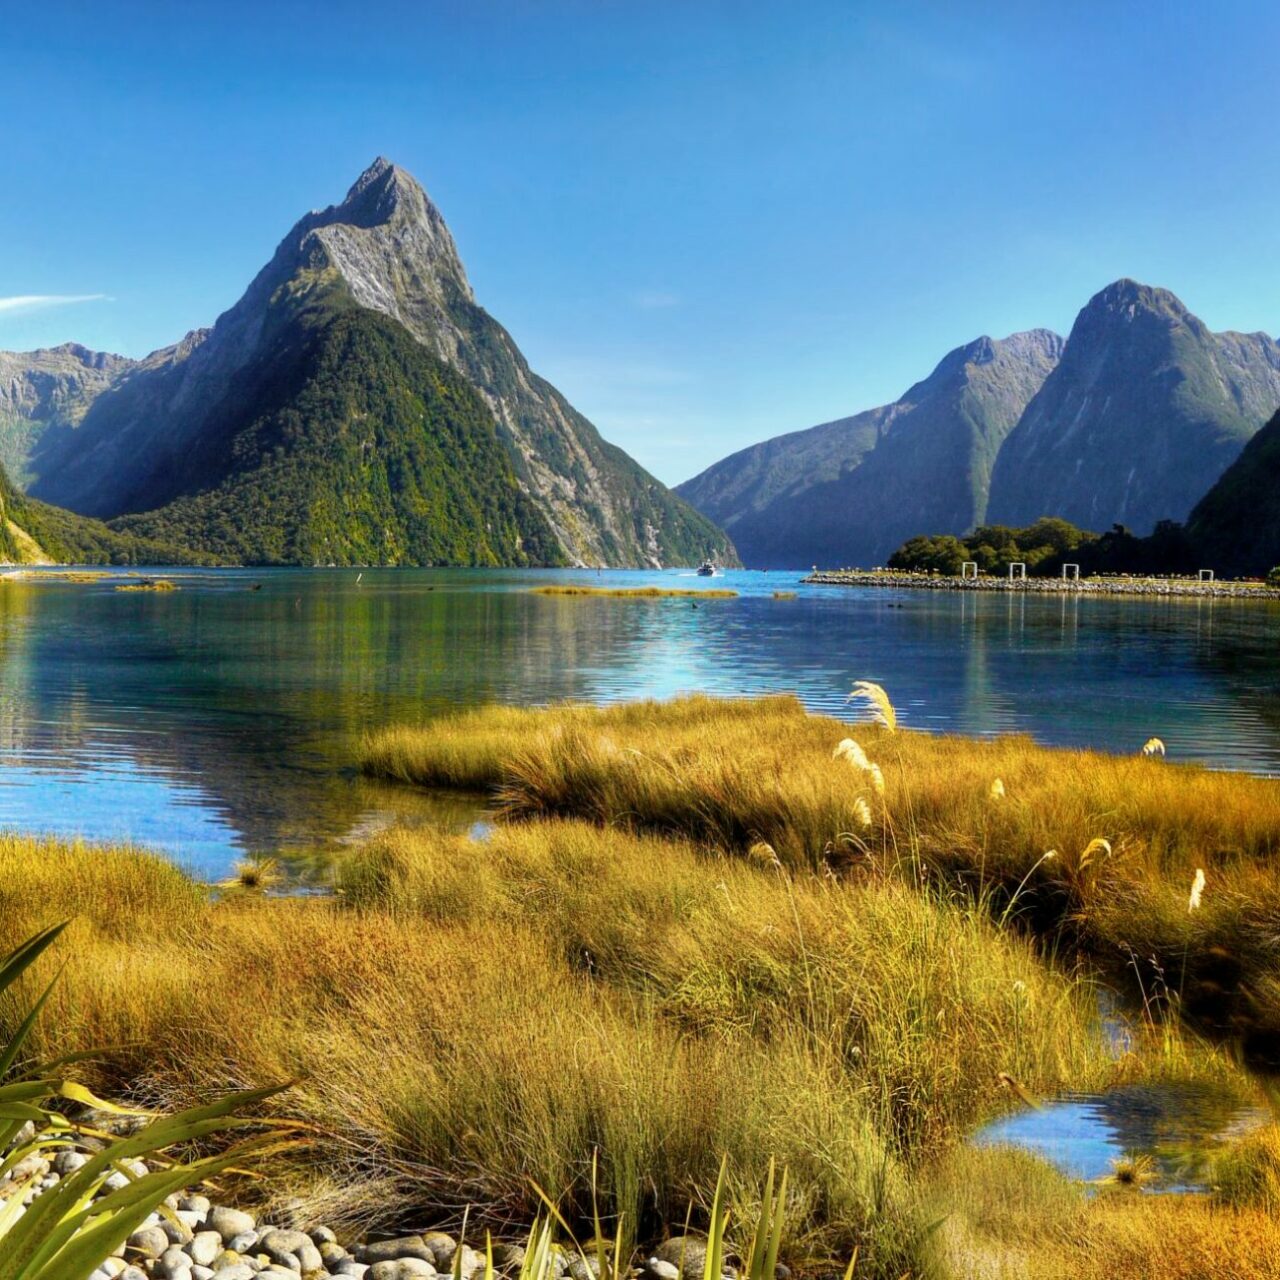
left=803, top=570, right=1280, bottom=600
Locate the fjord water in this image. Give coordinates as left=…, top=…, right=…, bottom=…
left=1, top=567, right=1278, bottom=878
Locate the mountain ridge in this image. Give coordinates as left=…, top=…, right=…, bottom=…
left=986, top=279, right=1280, bottom=530
left=677, top=327, right=1063, bottom=567
left=679, top=280, right=1280, bottom=568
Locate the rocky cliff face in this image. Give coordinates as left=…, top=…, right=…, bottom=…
left=677, top=329, right=1063, bottom=567
left=0, top=344, right=135, bottom=486
left=5, top=159, right=732, bottom=568
left=986, top=280, right=1280, bottom=531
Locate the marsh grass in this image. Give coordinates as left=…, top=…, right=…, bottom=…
left=361, top=696, right=1280, bottom=1053
left=530, top=586, right=738, bottom=599
left=114, top=578, right=179, bottom=592
left=0, top=819, right=1199, bottom=1271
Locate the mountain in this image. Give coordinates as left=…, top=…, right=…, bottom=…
left=0, top=344, right=135, bottom=488
left=1186, top=407, right=1280, bottom=577
left=110, top=294, right=563, bottom=565
left=2, top=159, right=731, bottom=568
left=676, top=329, right=1063, bottom=568
left=986, top=280, right=1280, bottom=532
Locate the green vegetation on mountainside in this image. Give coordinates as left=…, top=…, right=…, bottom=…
left=0, top=463, right=205, bottom=565
left=110, top=302, right=565, bottom=567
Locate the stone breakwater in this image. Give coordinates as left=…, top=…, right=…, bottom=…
left=1, top=1127, right=738, bottom=1280
left=803, top=571, right=1280, bottom=601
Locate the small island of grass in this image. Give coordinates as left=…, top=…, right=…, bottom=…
left=531, top=584, right=738, bottom=598
left=115, top=578, right=180, bottom=592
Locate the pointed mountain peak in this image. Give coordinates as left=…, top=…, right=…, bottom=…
left=926, top=329, right=1063, bottom=384
left=349, top=155, right=396, bottom=191
left=325, top=156, right=430, bottom=230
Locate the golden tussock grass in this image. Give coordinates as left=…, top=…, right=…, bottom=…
left=362, top=695, right=1280, bottom=1052
left=114, top=578, right=179, bottom=592
left=0, top=822, right=1218, bottom=1271
left=530, top=586, right=738, bottom=598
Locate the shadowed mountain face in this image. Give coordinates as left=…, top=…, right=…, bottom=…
left=677, top=330, right=1063, bottom=568
left=986, top=280, right=1280, bottom=532
left=0, top=459, right=200, bottom=566
left=1187, top=406, right=1280, bottom=577
left=2, top=159, right=731, bottom=568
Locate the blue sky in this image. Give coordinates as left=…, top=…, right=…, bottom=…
left=3, top=0, right=1278, bottom=484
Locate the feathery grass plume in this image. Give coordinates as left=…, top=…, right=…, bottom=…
left=995, top=1071, right=1040, bottom=1109
left=989, top=778, right=1005, bottom=802
left=832, top=738, right=870, bottom=770
left=1079, top=837, right=1113, bottom=872
left=1189, top=868, right=1206, bottom=912
left=749, top=841, right=783, bottom=870
left=848, top=680, right=897, bottom=732
left=867, top=763, right=885, bottom=797
left=852, top=797, right=872, bottom=829
left=1141, top=737, right=1167, bottom=757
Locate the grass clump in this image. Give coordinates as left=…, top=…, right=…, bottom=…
left=362, top=693, right=1280, bottom=1056
left=530, top=585, right=738, bottom=598
left=0, top=819, right=1171, bottom=1272
left=922, top=1144, right=1280, bottom=1279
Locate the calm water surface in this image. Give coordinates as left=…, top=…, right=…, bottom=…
left=974, top=1084, right=1269, bottom=1191
left=1, top=566, right=1278, bottom=877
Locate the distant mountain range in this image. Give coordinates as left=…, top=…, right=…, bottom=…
left=0, top=159, right=734, bottom=568
left=677, top=329, right=1063, bottom=569
left=678, top=280, right=1280, bottom=569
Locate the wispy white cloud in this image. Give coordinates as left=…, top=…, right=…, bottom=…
left=0, top=294, right=111, bottom=316
left=632, top=290, right=681, bottom=310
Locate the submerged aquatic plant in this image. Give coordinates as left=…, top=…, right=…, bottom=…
left=222, top=856, right=285, bottom=893
left=1102, top=1152, right=1158, bottom=1189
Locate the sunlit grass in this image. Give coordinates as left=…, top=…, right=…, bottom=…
left=362, top=694, right=1280, bottom=1052
left=0, top=819, right=1219, bottom=1270
left=923, top=1144, right=1280, bottom=1279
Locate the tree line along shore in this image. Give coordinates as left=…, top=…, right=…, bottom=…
left=803, top=569, right=1280, bottom=599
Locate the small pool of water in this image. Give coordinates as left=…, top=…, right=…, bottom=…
left=973, top=1083, right=1269, bottom=1191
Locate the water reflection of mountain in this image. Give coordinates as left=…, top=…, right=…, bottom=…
left=0, top=574, right=746, bottom=867
left=1182, top=600, right=1280, bottom=769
